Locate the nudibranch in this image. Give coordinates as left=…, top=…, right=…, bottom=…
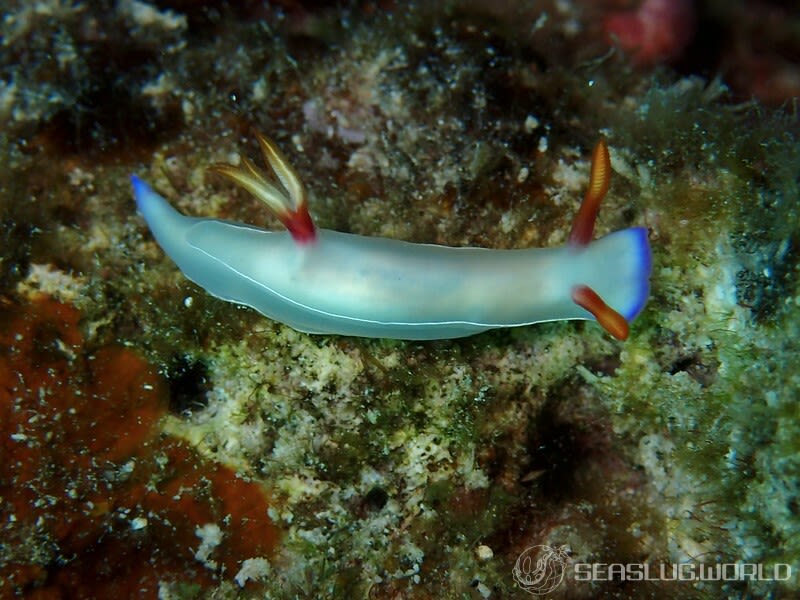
left=132, top=134, right=651, bottom=340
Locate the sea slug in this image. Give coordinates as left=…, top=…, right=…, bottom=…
left=132, top=135, right=651, bottom=340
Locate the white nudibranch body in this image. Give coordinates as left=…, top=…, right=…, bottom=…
left=132, top=136, right=651, bottom=340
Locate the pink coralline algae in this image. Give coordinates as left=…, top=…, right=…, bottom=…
left=604, top=0, right=696, bottom=65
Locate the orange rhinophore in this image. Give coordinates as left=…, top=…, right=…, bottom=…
left=566, top=138, right=642, bottom=340
left=572, top=284, right=630, bottom=341
left=568, top=138, right=611, bottom=247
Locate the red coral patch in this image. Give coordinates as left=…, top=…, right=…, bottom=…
left=0, top=297, right=280, bottom=597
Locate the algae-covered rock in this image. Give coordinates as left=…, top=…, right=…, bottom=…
left=1, top=1, right=798, bottom=598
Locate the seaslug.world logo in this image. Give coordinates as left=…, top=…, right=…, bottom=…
left=512, top=545, right=570, bottom=595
